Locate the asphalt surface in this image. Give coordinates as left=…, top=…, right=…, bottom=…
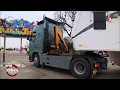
left=0, top=50, right=120, bottom=79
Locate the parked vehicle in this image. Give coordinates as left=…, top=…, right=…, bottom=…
left=27, top=11, right=120, bottom=79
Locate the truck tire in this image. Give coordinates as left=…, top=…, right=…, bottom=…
left=33, top=54, right=40, bottom=67
left=70, top=58, right=91, bottom=79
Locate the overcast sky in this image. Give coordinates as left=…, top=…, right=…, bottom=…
left=0, top=11, right=57, bottom=49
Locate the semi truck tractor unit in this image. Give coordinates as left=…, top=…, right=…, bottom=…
left=27, top=14, right=109, bottom=79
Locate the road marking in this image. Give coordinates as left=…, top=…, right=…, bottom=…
left=0, top=64, right=26, bottom=67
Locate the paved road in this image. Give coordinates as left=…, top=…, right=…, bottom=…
left=0, top=51, right=120, bottom=79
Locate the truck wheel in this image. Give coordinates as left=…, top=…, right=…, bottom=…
left=70, top=58, right=91, bottom=79
left=33, top=54, right=40, bottom=67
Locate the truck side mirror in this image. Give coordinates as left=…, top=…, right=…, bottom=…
left=28, top=35, right=33, bottom=41
left=29, top=37, right=33, bottom=41
left=27, top=35, right=30, bottom=40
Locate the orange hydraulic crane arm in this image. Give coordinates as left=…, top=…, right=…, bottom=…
left=54, top=26, right=68, bottom=52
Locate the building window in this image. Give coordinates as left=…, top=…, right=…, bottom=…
left=94, top=12, right=106, bottom=30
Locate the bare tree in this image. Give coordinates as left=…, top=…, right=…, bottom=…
left=54, top=11, right=77, bottom=37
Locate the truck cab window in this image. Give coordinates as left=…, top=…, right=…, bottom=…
left=94, top=12, right=106, bottom=30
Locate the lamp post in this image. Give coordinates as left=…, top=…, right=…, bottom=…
left=19, top=19, right=23, bottom=54
left=3, top=18, right=6, bottom=62
left=20, top=36, right=22, bottom=54
left=2, top=16, right=13, bottom=62
left=3, top=25, right=6, bottom=62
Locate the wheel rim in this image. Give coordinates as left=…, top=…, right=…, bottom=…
left=74, top=62, right=86, bottom=75
left=34, top=57, right=38, bottom=63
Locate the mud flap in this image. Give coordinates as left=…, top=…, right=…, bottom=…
left=91, top=68, right=98, bottom=78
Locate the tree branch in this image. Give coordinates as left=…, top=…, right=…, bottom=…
left=63, top=26, right=71, bottom=37
left=64, top=22, right=73, bottom=29
left=54, top=11, right=77, bottom=37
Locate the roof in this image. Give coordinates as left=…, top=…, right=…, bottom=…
left=37, top=16, right=64, bottom=26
